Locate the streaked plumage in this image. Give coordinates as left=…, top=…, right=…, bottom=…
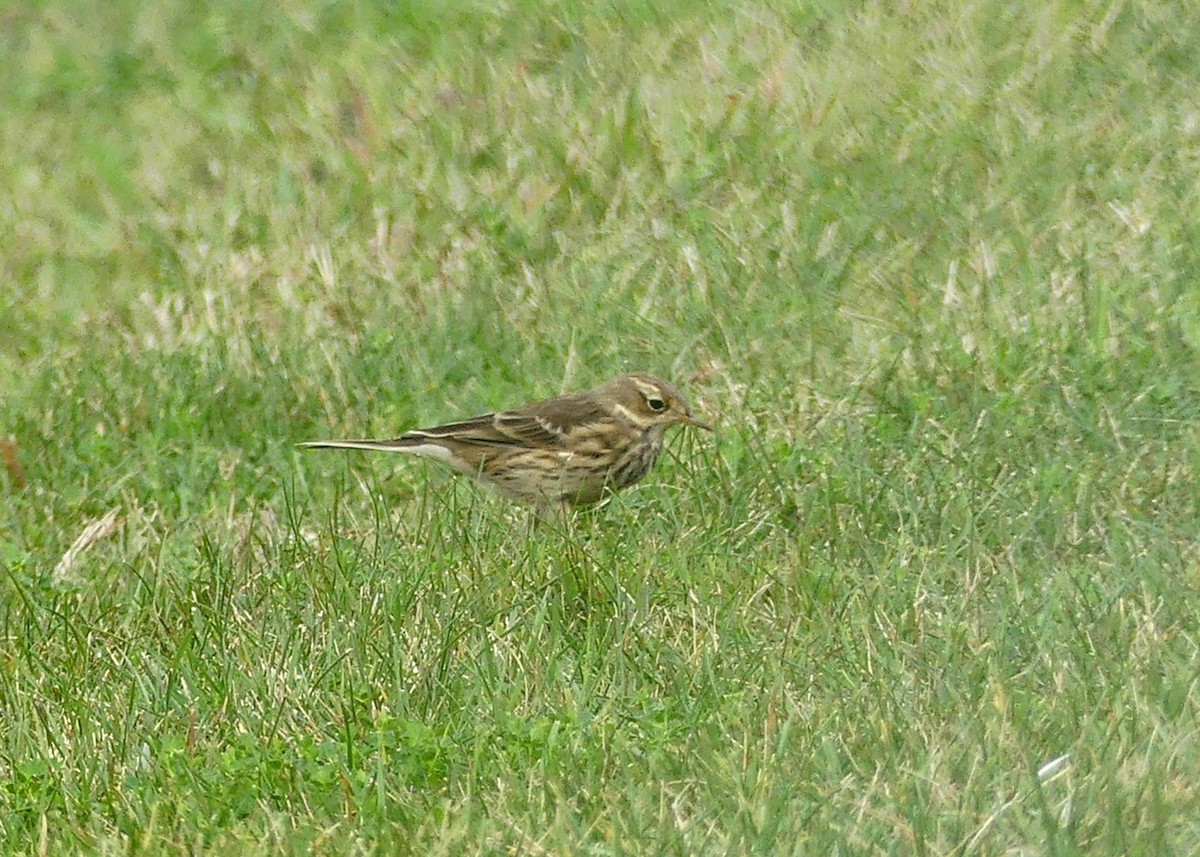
left=299, top=373, right=711, bottom=507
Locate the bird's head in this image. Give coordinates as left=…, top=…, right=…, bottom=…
left=604, top=373, right=712, bottom=433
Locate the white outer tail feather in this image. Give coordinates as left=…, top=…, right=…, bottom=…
left=297, top=439, right=456, bottom=463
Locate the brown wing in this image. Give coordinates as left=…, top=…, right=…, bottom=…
left=499, top=392, right=612, bottom=445
left=406, top=391, right=610, bottom=449
left=401, top=414, right=525, bottom=446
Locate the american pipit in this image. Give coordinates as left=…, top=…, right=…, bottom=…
left=299, top=373, right=711, bottom=509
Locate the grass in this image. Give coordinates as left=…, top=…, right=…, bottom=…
left=3, top=0, right=1199, bottom=852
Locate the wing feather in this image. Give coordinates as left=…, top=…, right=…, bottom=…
left=302, top=391, right=614, bottom=452
left=410, top=392, right=612, bottom=448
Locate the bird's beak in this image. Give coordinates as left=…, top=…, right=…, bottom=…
left=679, top=413, right=713, bottom=432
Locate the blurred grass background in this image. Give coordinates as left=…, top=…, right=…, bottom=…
left=2, top=0, right=1199, bottom=852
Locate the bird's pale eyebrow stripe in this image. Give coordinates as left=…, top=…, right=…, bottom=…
left=631, top=379, right=661, bottom=398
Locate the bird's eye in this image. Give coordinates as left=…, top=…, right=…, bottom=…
left=647, top=397, right=667, bottom=412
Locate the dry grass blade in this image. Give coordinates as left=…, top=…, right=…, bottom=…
left=52, top=508, right=122, bottom=581
left=2, top=435, right=25, bottom=489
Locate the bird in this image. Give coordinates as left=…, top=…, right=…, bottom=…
left=298, top=373, right=711, bottom=508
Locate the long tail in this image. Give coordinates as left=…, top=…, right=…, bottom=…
left=296, top=438, right=421, bottom=453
